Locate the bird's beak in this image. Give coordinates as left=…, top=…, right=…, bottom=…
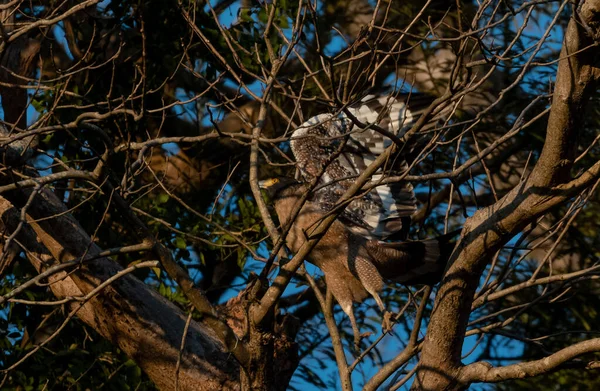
left=258, top=178, right=279, bottom=189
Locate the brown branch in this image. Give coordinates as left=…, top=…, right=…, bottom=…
left=0, top=193, right=240, bottom=391
left=363, top=287, right=432, bottom=391
left=2, top=0, right=101, bottom=46
left=411, top=2, right=600, bottom=390
left=106, top=183, right=250, bottom=366
left=304, top=271, right=353, bottom=391
left=472, top=263, right=600, bottom=309
left=459, top=338, right=600, bottom=383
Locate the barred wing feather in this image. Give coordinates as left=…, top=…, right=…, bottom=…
left=290, top=94, right=433, bottom=239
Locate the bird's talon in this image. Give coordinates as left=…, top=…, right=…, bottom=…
left=382, top=311, right=395, bottom=333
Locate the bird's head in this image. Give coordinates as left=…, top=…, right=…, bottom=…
left=258, top=177, right=302, bottom=200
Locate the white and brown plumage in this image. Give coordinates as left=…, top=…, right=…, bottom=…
left=289, top=93, right=436, bottom=239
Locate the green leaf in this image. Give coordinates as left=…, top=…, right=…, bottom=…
left=174, top=236, right=187, bottom=249
left=239, top=8, right=253, bottom=23
left=156, top=193, right=169, bottom=204
left=124, top=358, right=137, bottom=367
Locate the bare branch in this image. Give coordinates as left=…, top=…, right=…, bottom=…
left=460, top=338, right=600, bottom=383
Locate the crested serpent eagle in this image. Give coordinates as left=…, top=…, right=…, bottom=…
left=260, top=94, right=458, bottom=348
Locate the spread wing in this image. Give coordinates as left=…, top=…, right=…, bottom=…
left=290, top=94, right=433, bottom=239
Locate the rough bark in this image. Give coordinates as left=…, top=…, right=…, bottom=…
left=0, top=191, right=240, bottom=391
left=411, top=2, right=600, bottom=390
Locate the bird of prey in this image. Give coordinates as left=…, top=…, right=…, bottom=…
left=289, top=93, right=439, bottom=240
left=260, top=177, right=455, bottom=349
left=262, top=93, right=455, bottom=348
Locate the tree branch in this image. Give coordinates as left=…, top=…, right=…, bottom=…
left=459, top=338, right=600, bottom=383
left=411, top=2, right=600, bottom=389
left=0, top=194, right=240, bottom=391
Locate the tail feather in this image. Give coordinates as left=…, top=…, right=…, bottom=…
left=422, top=239, right=441, bottom=264
left=428, top=228, right=461, bottom=264
left=367, top=229, right=460, bottom=285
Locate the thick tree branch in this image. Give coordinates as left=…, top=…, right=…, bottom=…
left=0, top=194, right=240, bottom=391
left=106, top=183, right=250, bottom=366
left=411, top=2, right=600, bottom=390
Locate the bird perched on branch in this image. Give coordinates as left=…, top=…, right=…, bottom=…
left=289, top=93, right=444, bottom=240
left=260, top=92, right=458, bottom=348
